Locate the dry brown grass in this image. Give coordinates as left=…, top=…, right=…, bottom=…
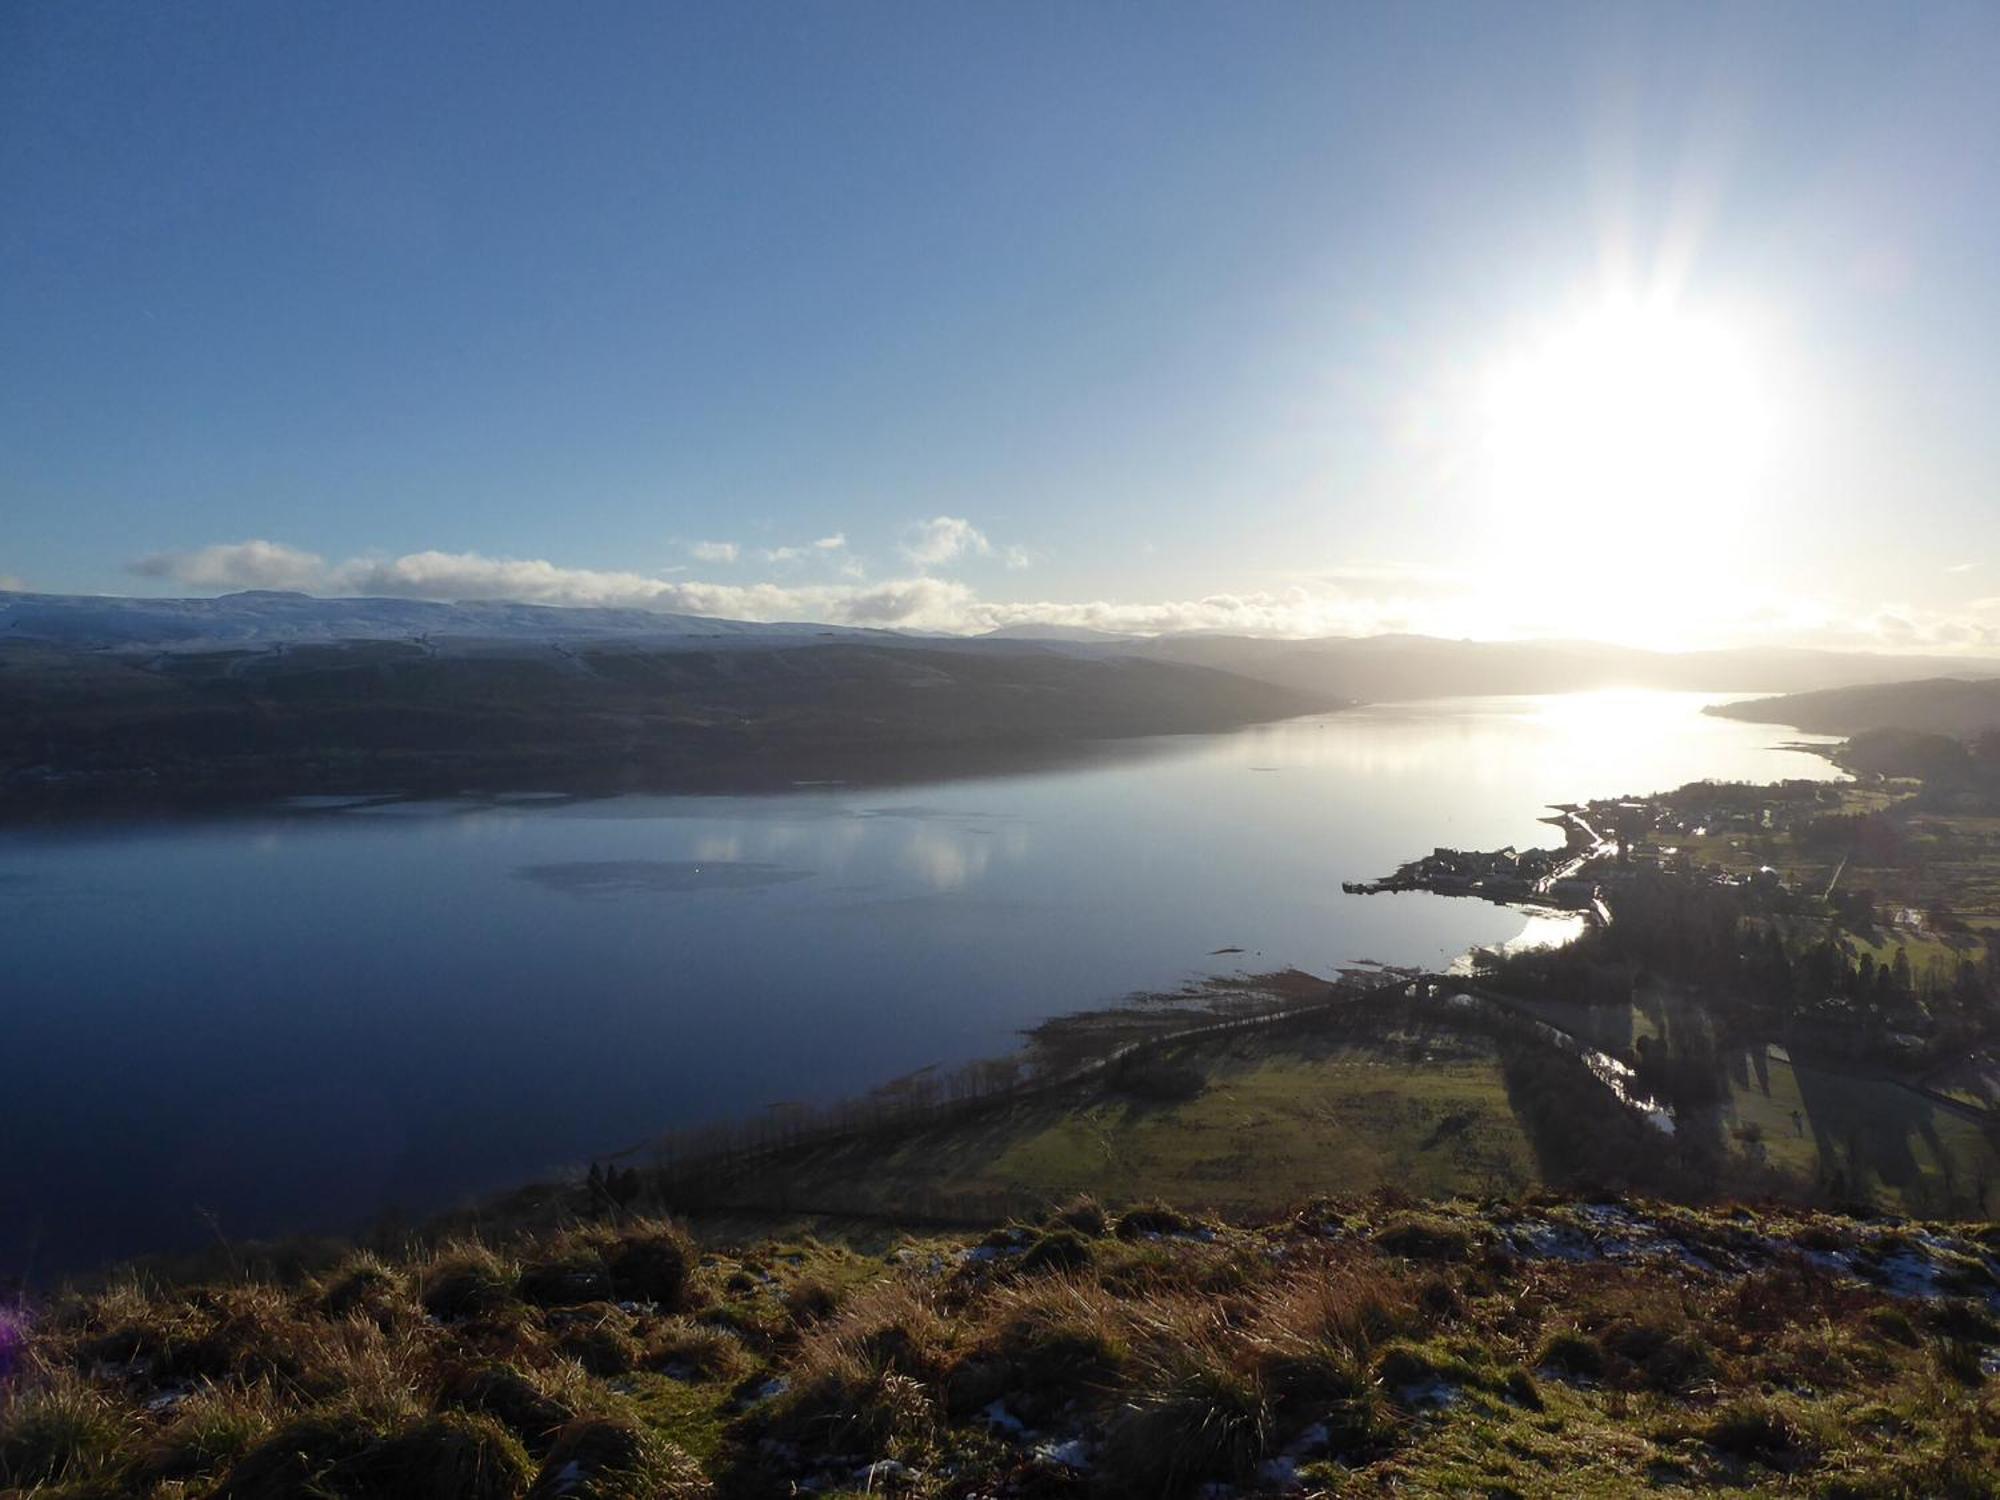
left=6, top=1199, right=1996, bottom=1497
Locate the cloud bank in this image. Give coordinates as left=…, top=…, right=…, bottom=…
left=122, top=537, right=2000, bottom=651
left=125, top=538, right=1440, bottom=636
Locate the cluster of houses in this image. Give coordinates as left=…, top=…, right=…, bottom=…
left=1350, top=782, right=1851, bottom=922
left=1640, top=780, right=1837, bottom=842
left=1344, top=843, right=1599, bottom=908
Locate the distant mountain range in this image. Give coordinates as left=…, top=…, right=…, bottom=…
left=0, top=588, right=868, bottom=650
left=5, top=589, right=1995, bottom=701
left=1124, top=633, right=2000, bottom=702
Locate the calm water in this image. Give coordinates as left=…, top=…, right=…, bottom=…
left=3, top=691, right=1839, bottom=1271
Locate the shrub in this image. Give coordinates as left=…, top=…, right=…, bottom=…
left=1415, top=1274, right=1464, bottom=1322
left=766, top=1363, right=937, bottom=1463
left=1253, top=1333, right=1385, bottom=1457
left=641, top=1318, right=749, bottom=1383
left=781, top=1276, right=841, bottom=1324
left=1863, top=1306, right=1921, bottom=1347
left=1371, top=1341, right=1458, bottom=1402
left=1935, top=1337, right=1987, bottom=1387
left=1018, top=1229, right=1095, bottom=1277
left=0, top=1377, right=130, bottom=1489
left=517, top=1251, right=613, bottom=1310
left=318, top=1254, right=406, bottom=1323
left=82, top=1285, right=306, bottom=1387
left=143, top=1387, right=274, bottom=1483
left=555, top=1320, right=639, bottom=1377
left=1597, top=1317, right=1714, bottom=1393
left=1373, top=1214, right=1474, bottom=1262
left=1049, top=1194, right=1109, bottom=1237
left=600, top=1222, right=694, bottom=1307
left=1926, top=1298, right=2000, bottom=1344
left=352, top=1413, right=533, bottom=1500
left=528, top=1414, right=708, bottom=1499
left=1115, top=1202, right=1199, bottom=1240
left=220, top=1410, right=530, bottom=1499
left=1252, top=1267, right=1410, bottom=1355
left=1098, top=1340, right=1269, bottom=1498
left=1704, top=1396, right=1818, bottom=1470
left=211, top=1413, right=383, bottom=1498
left=421, top=1247, right=516, bottom=1320
left=434, top=1363, right=572, bottom=1456
left=954, top=1279, right=1128, bottom=1423
left=1501, top=1367, right=1544, bottom=1411
left=1536, top=1329, right=1605, bottom=1380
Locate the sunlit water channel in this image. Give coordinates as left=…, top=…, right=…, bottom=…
left=2, top=691, right=1840, bottom=1269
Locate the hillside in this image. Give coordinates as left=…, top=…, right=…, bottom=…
left=0, top=589, right=861, bottom=650
left=5, top=1198, right=1995, bottom=1498
left=8, top=591, right=1996, bottom=699
left=1710, top=677, right=2000, bottom=740
left=1138, top=635, right=2000, bottom=703
left=0, top=638, right=1338, bottom=809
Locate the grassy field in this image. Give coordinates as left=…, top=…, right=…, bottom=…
left=1666, top=782, right=2000, bottom=940
left=1724, top=1046, right=1999, bottom=1213
left=1501, top=989, right=2000, bottom=1216
left=711, top=1023, right=1541, bottom=1222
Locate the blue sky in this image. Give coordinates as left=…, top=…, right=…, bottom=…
left=5, top=2, right=1998, bottom=648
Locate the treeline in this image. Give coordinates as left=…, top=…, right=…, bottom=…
left=1841, top=729, right=2000, bottom=811
left=1480, top=868, right=2000, bottom=1066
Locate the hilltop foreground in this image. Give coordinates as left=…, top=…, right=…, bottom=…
left=5, top=1196, right=1997, bottom=1498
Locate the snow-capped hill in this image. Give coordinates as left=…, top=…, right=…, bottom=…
left=0, top=589, right=878, bottom=650
left=980, top=622, right=1141, bottom=644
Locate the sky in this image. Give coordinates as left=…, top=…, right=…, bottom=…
left=4, top=1, right=1998, bottom=650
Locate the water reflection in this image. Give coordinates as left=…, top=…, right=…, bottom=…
left=515, top=861, right=815, bottom=895
left=0, top=692, right=1846, bottom=1269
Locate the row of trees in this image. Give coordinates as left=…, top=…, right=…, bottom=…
left=1482, top=866, right=2000, bottom=1064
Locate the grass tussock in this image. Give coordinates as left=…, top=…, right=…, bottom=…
left=5, top=1197, right=1996, bottom=1496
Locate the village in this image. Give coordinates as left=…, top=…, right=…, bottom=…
left=1342, top=777, right=1855, bottom=921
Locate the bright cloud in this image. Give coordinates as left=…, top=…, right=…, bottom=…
left=688, top=540, right=739, bottom=563
left=130, top=539, right=328, bottom=591
left=903, top=515, right=994, bottom=568
left=121, top=538, right=2000, bottom=651
left=761, top=533, right=850, bottom=564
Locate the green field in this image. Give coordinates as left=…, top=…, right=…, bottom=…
left=714, top=1024, right=1542, bottom=1220
left=1508, top=990, right=2000, bottom=1215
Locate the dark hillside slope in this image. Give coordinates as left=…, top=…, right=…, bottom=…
left=1709, top=676, right=2000, bottom=738
left=1139, top=634, right=2000, bottom=701
left=0, top=639, right=1338, bottom=808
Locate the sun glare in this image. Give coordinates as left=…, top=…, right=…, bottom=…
left=1479, top=296, right=1774, bottom=541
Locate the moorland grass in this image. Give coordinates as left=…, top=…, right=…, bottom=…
left=4, top=1199, right=1997, bottom=1497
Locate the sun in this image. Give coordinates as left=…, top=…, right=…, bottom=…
left=1477, top=294, right=1775, bottom=546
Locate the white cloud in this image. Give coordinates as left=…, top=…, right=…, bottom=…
left=130, top=539, right=327, bottom=591
left=116, top=538, right=2000, bottom=652
left=1945, top=560, right=1982, bottom=574
left=903, top=515, right=993, bottom=568
left=688, top=540, right=738, bottom=563
left=761, top=532, right=851, bottom=564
